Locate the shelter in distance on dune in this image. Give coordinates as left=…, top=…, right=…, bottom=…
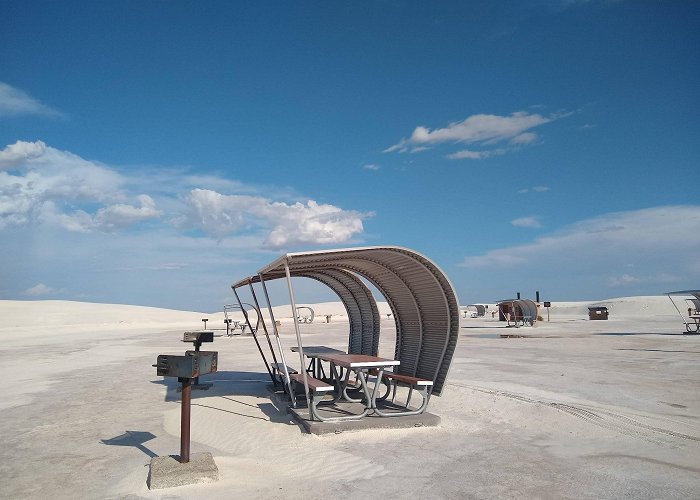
left=463, top=304, right=486, bottom=318
left=497, top=299, right=538, bottom=326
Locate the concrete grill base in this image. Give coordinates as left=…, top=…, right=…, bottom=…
left=147, top=452, right=219, bottom=490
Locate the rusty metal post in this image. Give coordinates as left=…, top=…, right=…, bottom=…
left=180, top=378, right=191, bottom=463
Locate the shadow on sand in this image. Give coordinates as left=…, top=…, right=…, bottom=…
left=101, top=430, right=158, bottom=458
left=150, top=370, right=294, bottom=425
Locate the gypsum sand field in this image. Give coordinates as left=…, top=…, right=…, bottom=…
left=0, top=296, right=698, bottom=499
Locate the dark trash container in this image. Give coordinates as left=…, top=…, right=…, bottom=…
left=588, top=306, right=609, bottom=320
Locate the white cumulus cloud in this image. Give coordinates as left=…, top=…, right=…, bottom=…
left=262, top=199, right=367, bottom=248
left=0, top=139, right=48, bottom=169
left=94, top=195, right=161, bottom=231
left=0, top=140, right=157, bottom=231
left=180, top=188, right=370, bottom=248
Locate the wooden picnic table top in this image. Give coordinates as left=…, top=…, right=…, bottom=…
left=290, top=345, right=346, bottom=356
left=316, top=353, right=400, bottom=369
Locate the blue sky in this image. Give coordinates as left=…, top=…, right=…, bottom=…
left=1, top=1, right=699, bottom=311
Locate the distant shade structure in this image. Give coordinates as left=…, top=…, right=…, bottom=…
left=497, top=299, right=538, bottom=326
left=666, top=290, right=700, bottom=334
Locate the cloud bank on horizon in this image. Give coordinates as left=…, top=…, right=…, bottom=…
left=462, top=206, right=700, bottom=291
left=2, top=137, right=698, bottom=307
left=0, top=140, right=370, bottom=247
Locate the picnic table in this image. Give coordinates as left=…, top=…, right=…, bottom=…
left=291, top=351, right=399, bottom=422
left=688, top=313, right=700, bottom=333
left=290, top=345, right=345, bottom=380
left=284, top=345, right=436, bottom=421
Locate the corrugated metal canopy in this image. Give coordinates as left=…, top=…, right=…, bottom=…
left=497, top=299, right=538, bottom=322
left=233, top=246, right=460, bottom=396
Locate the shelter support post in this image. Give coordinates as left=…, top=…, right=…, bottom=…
left=667, top=293, right=691, bottom=330
left=248, top=282, right=281, bottom=369
left=233, top=286, right=275, bottom=385
left=259, top=273, right=297, bottom=406
left=284, top=259, right=311, bottom=411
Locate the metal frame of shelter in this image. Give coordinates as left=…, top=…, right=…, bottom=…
left=666, top=290, right=700, bottom=334
left=230, top=246, right=461, bottom=411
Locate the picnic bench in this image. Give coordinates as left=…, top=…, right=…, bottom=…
left=284, top=347, right=435, bottom=421
left=377, top=372, right=434, bottom=417
left=288, top=372, right=336, bottom=420
left=270, top=362, right=298, bottom=386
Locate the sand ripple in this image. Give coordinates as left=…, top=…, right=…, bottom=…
left=162, top=393, right=387, bottom=482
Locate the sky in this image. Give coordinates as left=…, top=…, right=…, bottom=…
left=1, top=1, right=699, bottom=312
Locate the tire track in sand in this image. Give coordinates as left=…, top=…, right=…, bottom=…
left=452, top=383, right=700, bottom=444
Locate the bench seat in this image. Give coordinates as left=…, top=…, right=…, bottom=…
left=270, top=363, right=298, bottom=376
left=289, top=373, right=334, bottom=392
left=382, top=372, right=434, bottom=387
left=372, top=372, right=434, bottom=417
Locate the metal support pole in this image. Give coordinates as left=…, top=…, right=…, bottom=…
left=180, top=378, right=191, bottom=463
left=260, top=273, right=296, bottom=406
left=667, top=294, right=691, bottom=330
left=233, top=286, right=275, bottom=384
left=284, top=259, right=310, bottom=410
left=249, top=282, right=279, bottom=368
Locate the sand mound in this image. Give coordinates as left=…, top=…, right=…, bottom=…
left=547, top=295, right=679, bottom=319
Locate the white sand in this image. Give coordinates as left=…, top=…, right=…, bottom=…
left=1, top=296, right=698, bottom=499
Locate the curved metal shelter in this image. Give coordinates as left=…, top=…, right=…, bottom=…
left=232, top=246, right=460, bottom=396
left=497, top=299, right=538, bottom=326
left=465, top=304, right=486, bottom=317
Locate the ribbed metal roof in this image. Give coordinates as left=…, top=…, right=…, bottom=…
left=233, top=246, right=460, bottom=396
left=497, top=299, right=539, bottom=322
